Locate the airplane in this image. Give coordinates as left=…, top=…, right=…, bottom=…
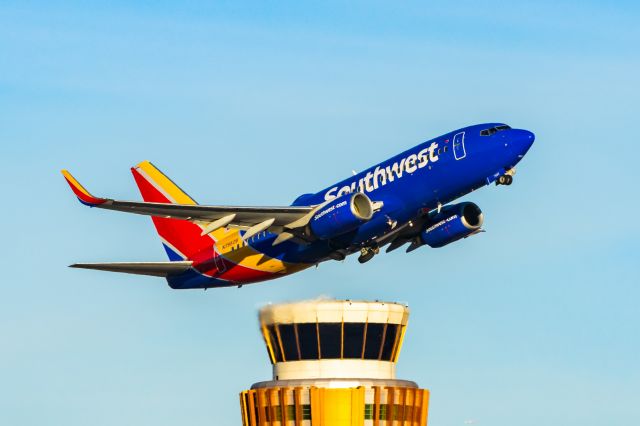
left=62, top=123, right=534, bottom=289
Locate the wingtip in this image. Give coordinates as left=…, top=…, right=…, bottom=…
left=61, top=170, right=107, bottom=207
left=60, top=169, right=75, bottom=183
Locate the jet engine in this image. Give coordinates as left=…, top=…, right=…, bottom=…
left=420, top=202, right=484, bottom=248
left=309, top=192, right=374, bottom=239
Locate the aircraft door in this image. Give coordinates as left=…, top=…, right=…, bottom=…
left=453, top=132, right=466, bottom=160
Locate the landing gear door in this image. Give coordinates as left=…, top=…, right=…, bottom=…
left=453, top=132, right=466, bottom=160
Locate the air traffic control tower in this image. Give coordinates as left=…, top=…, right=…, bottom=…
left=239, top=300, right=430, bottom=426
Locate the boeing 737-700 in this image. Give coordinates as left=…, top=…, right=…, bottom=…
left=62, top=123, right=535, bottom=289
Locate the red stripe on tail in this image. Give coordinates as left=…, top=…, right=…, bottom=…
left=131, top=167, right=214, bottom=261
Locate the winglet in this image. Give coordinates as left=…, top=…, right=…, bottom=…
left=61, top=170, right=108, bottom=207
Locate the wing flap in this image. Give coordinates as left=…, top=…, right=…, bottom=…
left=69, top=261, right=193, bottom=277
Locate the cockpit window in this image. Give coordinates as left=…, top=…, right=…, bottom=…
left=480, top=125, right=511, bottom=136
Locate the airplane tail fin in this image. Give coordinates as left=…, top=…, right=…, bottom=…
left=131, top=161, right=213, bottom=261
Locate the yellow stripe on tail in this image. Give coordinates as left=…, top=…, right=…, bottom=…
left=134, top=160, right=197, bottom=205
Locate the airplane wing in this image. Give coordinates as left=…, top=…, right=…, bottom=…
left=62, top=170, right=316, bottom=243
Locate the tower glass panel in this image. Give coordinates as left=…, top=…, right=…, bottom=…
left=343, top=323, right=365, bottom=358
left=364, top=323, right=385, bottom=359
left=381, top=324, right=399, bottom=361
left=318, top=323, right=341, bottom=359
left=297, top=323, right=319, bottom=360
left=266, top=325, right=283, bottom=362
left=278, top=324, right=299, bottom=361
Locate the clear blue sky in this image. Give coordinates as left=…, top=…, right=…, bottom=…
left=1, top=1, right=638, bottom=425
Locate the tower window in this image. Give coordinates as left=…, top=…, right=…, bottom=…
left=278, top=324, right=300, bottom=361
left=297, top=323, right=319, bottom=360
left=364, top=323, right=385, bottom=359
left=343, top=323, right=365, bottom=358
left=318, top=323, right=342, bottom=359
left=266, top=325, right=283, bottom=363
left=380, top=324, right=399, bottom=360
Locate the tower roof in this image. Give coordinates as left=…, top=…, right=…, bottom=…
left=259, top=299, right=409, bottom=326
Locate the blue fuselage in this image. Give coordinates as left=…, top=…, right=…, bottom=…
left=245, top=123, right=535, bottom=264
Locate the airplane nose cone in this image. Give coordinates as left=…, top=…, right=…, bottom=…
left=511, top=129, right=535, bottom=155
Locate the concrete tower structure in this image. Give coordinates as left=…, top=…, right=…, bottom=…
left=239, top=299, right=430, bottom=426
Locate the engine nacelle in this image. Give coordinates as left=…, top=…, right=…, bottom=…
left=420, top=202, right=484, bottom=248
left=309, top=192, right=374, bottom=240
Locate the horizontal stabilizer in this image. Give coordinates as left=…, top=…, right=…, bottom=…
left=69, top=261, right=193, bottom=277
